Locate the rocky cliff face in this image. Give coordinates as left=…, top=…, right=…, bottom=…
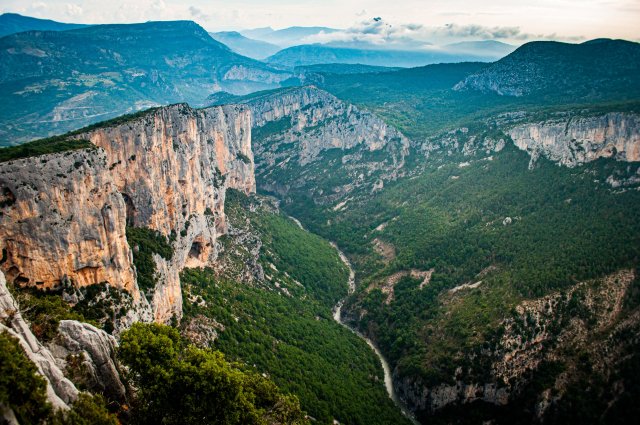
left=0, top=148, right=137, bottom=294
left=233, top=86, right=410, bottom=206
left=49, top=320, right=127, bottom=403
left=507, top=113, right=640, bottom=168
left=1, top=102, right=255, bottom=323
left=395, top=270, right=640, bottom=421
left=0, top=270, right=78, bottom=410
left=247, top=86, right=410, bottom=166
left=74, top=103, right=254, bottom=322
left=420, top=112, right=640, bottom=184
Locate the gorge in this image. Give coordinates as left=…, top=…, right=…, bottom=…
left=1, top=18, right=639, bottom=424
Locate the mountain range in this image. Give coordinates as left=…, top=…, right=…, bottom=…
left=264, top=42, right=514, bottom=68
left=1, top=13, right=639, bottom=425
left=0, top=19, right=290, bottom=142
left=209, top=31, right=281, bottom=59
left=0, top=12, right=87, bottom=37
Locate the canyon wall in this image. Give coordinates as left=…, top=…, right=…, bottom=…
left=507, top=112, right=640, bottom=167
left=0, top=102, right=255, bottom=323
left=247, top=86, right=410, bottom=166
left=394, top=270, right=640, bottom=420
left=0, top=148, right=136, bottom=294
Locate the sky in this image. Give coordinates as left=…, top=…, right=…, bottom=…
left=1, top=0, right=639, bottom=44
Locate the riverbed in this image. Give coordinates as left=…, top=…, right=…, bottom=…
left=330, top=243, right=419, bottom=425
left=288, top=215, right=418, bottom=423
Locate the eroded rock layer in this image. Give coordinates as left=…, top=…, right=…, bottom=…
left=1, top=103, right=255, bottom=322
left=507, top=113, right=640, bottom=167
left=0, top=149, right=136, bottom=293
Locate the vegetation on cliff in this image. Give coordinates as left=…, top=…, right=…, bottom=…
left=0, top=331, right=117, bottom=425
left=126, top=227, right=174, bottom=293
left=118, top=322, right=308, bottom=425
left=181, top=192, right=410, bottom=425
left=0, top=136, right=94, bottom=162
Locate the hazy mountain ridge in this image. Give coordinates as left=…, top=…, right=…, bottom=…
left=265, top=43, right=510, bottom=69
left=454, top=39, right=640, bottom=99
left=0, top=12, right=87, bottom=37
left=241, top=26, right=340, bottom=47
left=0, top=20, right=291, bottom=143
left=209, top=31, right=281, bottom=59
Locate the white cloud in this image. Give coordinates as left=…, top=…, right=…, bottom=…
left=65, top=3, right=83, bottom=18
left=301, top=17, right=583, bottom=48
left=0, top=1, right=635, bottom=41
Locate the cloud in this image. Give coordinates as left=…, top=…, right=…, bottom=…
left=188, top=5, right=209, bottom=21
left=302, top=18, right=433, bottom=49
left=65, top=3, right=83, bottom=18
left=302, top=17, right=584, bottom=48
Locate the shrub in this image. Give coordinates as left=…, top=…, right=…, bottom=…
left=0, top=331, right=52, bottom=423
left=118, top=323, right=308, bottom=425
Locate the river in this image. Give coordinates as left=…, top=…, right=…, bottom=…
left=287, top=215, right=418, bottom=424
left=330, top=243, right=419, bottom=425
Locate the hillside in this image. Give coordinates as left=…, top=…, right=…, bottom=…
left=0, top=13, right=87, bottom=37
left=0, top=100, right=412, bottom=424
left=454, top=39, right=640, bottom=100
left=209, top=31, right=280, bottom=59
left=311, top=41, right=640, bottom=140
left=242, top=40, right=640, bottom=424
left=0, top=20, right=290, bottom=143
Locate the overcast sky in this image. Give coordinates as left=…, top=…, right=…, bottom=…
left=2, top=0, right=639, bottom=44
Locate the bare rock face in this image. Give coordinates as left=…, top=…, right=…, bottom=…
left=507, top=113, right=640, bottom=168
left=0, top=148, right=137, bottom=294
left=395, top=270, right=638, bottom=418
left=1, top=102, right=255, bottom=324
left=0, top=270, right=78, bottom=410
left=49, top=320, right=126, bottom=403
left=74, top=103, right=255, bottom=322
left=247, top=86, right=410, bottom=165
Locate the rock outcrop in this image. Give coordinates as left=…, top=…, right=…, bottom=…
left=74, top=103, right=255, bottom=322
left=507, top=113, right=640, bottom=167
left=247, top=86, right=410, bottom=165
left=394, top=270, right=639, bottom=419
left=1, top=102, right=256, bottom=324
left=0, top=148, right=137, bottom=294
left=49, top=320, right=127, bottom=403
left=0, top=271, right=78, bottom=410
left=224, top=86, right=411, bottom=205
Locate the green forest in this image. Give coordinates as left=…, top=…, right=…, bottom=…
left=180, top=192, right=410, bottom=425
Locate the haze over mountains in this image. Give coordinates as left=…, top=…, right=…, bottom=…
left=0, top=12, right=87, bottom=37
left=0, top=18, right=291, bottom=142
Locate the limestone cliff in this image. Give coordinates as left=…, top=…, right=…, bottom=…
left=420, top=112, right=640, bottom=184
left=0, top=270, right=78, bottom=410
left=507, top=113, right=640, bottom=168
left=74, top=103, right=255, bottom=322
left=0, top=148, right=136, bottom=294
left=247, top=86, right=410, bottom=165
left=1, top=102, right=255, bottom=323
left=229, top=86, right=411, bottom=206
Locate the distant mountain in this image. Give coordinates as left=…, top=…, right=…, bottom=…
left=445, top=40, right=516, bottom=59
left=0, top=20, right=290, bottom=142
left=0, top=12, right=87, bottom=37
left=454, top=39, right=640, bottom=99
left=240, top=26, right=339, bottom=47
left=295, top=63, right=402, bottom=74
left=265, top=44, right=504, bottom=69
left=209, top=31, right=280, bottom=59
